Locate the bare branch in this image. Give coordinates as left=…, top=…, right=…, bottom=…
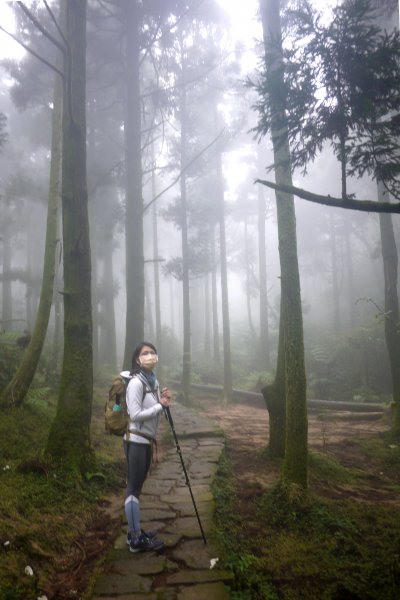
left=0, top=24, right=64, bottom=79
left=143, top=129, right=226, bottom=213
left=17, top=1, right=66, bottom=54
left=43, top=0, right=69, bottom=51
left=255, top=179, right=400, bottom=214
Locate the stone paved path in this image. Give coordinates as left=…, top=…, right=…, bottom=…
left=90, top=403, right=233, bottom=599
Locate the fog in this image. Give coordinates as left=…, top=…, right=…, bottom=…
left=0, top=0, right=397, bottom=405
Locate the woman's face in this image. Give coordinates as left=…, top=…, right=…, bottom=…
left=137, top=345, right=158, bottom=370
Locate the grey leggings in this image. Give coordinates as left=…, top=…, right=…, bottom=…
left=124, top=441, right=152, bottom=498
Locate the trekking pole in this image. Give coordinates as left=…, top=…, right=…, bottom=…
left=164, top=406, right=207, bottom=545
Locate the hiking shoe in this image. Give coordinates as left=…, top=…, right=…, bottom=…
left=127, top=529, right=157, bottom=546
left=128, top=533, right=164, bottom=553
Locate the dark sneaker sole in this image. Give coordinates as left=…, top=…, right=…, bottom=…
left=129, top=541, right=164, bottom=553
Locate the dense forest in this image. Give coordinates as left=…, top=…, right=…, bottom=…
left=1, top=0, right=400, bottom=598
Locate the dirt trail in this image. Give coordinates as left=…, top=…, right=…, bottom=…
left=198, top=399, right=398, bottom=503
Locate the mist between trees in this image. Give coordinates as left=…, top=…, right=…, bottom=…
left=0, top=0, right=399, bottom=479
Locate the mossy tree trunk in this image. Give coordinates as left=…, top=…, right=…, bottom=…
left=378, top=182, right=400, bottom=438
left=1, top=224, right=13, bottom=331
left=46, top=0, right=93, bottom=473
left=122, top=0, right=144, bottom=368
left=260, top=0, right=308, bottom=487
left=0, top=68, right=62, bottom=408
left=258, top=152, right=270, bottom=370
left=262, top=295, right=285, bottom=457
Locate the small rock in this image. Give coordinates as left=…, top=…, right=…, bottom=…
left=24, top=566, right=34, bottom=576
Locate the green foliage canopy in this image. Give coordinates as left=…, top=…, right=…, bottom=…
left=253, top=0, right=400, bottom=198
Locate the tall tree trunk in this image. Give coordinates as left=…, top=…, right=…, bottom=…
left=261, top=0, right=308, bottom=487
left=1, top=224, right=13, bottom=331
left=244, top=216, right=257, bottom=339
left=89, top=200, right=99, bottom=371
left=262, top=294, right=286, bottom=456
left=258, top=160, right=270, bottom=369
left=378, top=182, right=400, bottom=437
left=180, top=72, right=192, bottom=405
left=145, top=281, right=155, bottom=340
left=329, top=213, right=341, bottom=333
left=46, top=0, right=93, bottom=473
left=123, top=0, right=144, bottom=368
left=204, top=273, right=211, bottom=355
left=211, top=228, right=220, bottom=364
left=99, top=231, right=117, bottom=369
left=151, top=153, right=162, bottom=355
left=1, top=64, right=62, bottom=408
left=51, top=214, right=63, bottom=375
left=216, top=131, right=233, bottom=402
left=343, top=218, right=356, bottom=328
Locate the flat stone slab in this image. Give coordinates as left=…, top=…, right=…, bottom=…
left=164, top=516, right=212, bottom=539
left=93, top=570, right=152, bottom=596
left=177, top=582, right=230, bottom=600
left=140, top=508, right=177, bottom=521
left=171, top=540, right=216, bottom=569
left=162, top=491, right=214, bottom=504
left=108, top=555, right=166, bottom=576
left=166, top=570, right=234, bottom=586
left=170, top=500, right=214, bottom=518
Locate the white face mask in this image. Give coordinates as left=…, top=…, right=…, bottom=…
left=139, top=353, right=158, bottom=370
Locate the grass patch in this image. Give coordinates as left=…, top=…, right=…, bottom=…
left=213, top=447, right=400, bottom=600
left=0, top=387, right=125, bottom=600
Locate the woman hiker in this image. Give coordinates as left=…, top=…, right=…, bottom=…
left=122, top=341, right=171, bottom=553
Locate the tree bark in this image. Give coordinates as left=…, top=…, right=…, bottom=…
left=1, top=223, right=13, bottom=331
left=215, top=123, right=233, bottom=403
left=261, top=0, right=308, bottom=487
left=123, top=0, right=144, bottom=368
left=378, top=182, right=400, bottom=437
left=258, top=156, right=270, bottom=369
left=211, top=228, right=220, bottom=364
left=262, top=294, right=286, bottom=456
left=99, top=230, right=117, bottom=369
left=1, top=57, right=62, bottom=408
left=46, top=0, right=93, bottom=473
left=180, top=67, right=192, bottom=405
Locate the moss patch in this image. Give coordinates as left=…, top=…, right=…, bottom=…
left=212, top=446, right=400, bottom=600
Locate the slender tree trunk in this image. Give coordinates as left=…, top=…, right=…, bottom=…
left=151, top=151, right=162, bottom=355
left=378, top=182, right=400, bottom=437
left=343, top=219, right=356, bottom=328
left=215, top=126, right=233, bottom=402
left=99, top=232, right=117, bottom=369
left=46, top=0, right=93, bottom=473
left=2, top=224, right=13, bottom=331
left=26, top=216, right=34, bottom=332
left=211, top=228, right=220, bottom=364
left=258, top=159, right=270, bottom=369
left=145, top=281, right=155, bottom=340
left=1, top=65, right=62, bottom=408
left=245, top=216, right=257, bottom=339
left=262, top=294, right=285, bottom=456
left=180, top=72, right=192, bottom=405
left=51, top=214, right=63, bottom=374
left=89, top=201, right=99, bottom=371
left=204, top=273, right=211, bottom=355
left=261, top=0, right=308, bottom=487
left=329, top=213, right=341, bottom=333
left=123, top=0, right=144, bottom=368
